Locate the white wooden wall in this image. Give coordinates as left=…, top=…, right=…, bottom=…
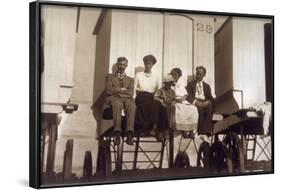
left=232, top=17, right=271, bottom=108
left=71, top=7, right=100, bottom=103
left=215, top=17, right=272, bottom=110
left=193, top=15, right=215, bottom=93
left=41, top=5, right=78, bottom=103
left=109, top=10, right=164, bottom=79
left=163, top=14, right=193, bottom=86
left=94, top=10, right=215, bottom=102
left=92, top=11, right=112, bottom=104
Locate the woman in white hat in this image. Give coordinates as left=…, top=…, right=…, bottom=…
left=154, top=74, right=177, bottom=129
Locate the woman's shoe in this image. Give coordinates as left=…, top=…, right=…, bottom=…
left=155, top=132, right=165, bottom=142
left=114, top=131, right=121, bottom=145
left=126, top=132, right=134, bottom=145
left=182, top=131, right=195, bottom=139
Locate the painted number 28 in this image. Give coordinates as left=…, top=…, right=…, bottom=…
left=196, top=23, right=213, bottom=33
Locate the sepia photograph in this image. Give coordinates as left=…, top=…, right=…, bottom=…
left=30, top=1, right=273, bottom=188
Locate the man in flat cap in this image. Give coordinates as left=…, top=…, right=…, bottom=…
left=102, top=57, right=136, bottom=145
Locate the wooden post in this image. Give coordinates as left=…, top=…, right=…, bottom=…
left=45, top=116, right=58, bottom=175
left=169, top=130, right=174, bottom=168
left=63, top=139, right=74, bottom=181
left=83, top=151, right=93, bottom=178
left=133, top=137, right=139, bottom=170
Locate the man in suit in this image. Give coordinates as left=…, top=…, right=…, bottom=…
left=186, top=66, right=214, bottom=135
left=102, top=57, right=136, bottom=145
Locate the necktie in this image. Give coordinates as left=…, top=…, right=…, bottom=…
left=197, top=82, right=203, bottom=96
left=118, top=72, right=125, bottom=80
left=117, top=73, right=125, bottom=87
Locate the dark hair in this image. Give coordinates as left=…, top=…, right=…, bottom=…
left=171, top=68, right=182, bottom=77
left=143, top=54, right=157, bottom=64
left=117, top=57, right=128, bottom=63
left=196, top=66, right=206, bottom=75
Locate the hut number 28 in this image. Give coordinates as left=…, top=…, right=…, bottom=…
left=196, top=23, right=213, bottom=33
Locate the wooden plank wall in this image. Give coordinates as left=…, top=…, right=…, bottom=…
left=41, top=5, right=78, bottom=103
left=71, top=7, right=100, bottom=103
left=232, top=17, right=272, bottom=108
left=95, top=10, right=215, bottom=97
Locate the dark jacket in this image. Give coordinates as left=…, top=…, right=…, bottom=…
left=186, top=80, right=214, bottom=104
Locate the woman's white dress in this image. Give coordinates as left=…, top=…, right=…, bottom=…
left=173, top=78, right=198, bottom=131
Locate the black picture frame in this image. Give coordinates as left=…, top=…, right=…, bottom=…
left=30, top=0, right=274, bottom=188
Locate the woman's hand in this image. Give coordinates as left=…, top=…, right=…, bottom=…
left=176, top=95, right=187, bottom=103
left=176, top=99, right=182, bottom=103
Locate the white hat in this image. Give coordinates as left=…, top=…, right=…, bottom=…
left=163, top=74, right=175, bottom=83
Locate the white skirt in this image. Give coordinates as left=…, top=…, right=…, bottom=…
left=175, top=102, right=198, bottom=131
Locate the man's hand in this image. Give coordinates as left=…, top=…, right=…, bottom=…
left=202, top=100, right=211, bottom=107
left=121, top=87, right=127, bottom=91
left=176, top=99, right=182, bottom=103
left=196, top=100, right=211, bottom=108
left=195, top=101, right=204, bottom=108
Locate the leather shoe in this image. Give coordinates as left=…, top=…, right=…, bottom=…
left=114, top=132, right=121, bottom=145
left=126, top=135, right=134, bottom=145
left=155, top=132, right=165, bottom=142
left=182, top=131, right=195, bottom=139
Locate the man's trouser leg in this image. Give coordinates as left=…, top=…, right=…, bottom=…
left=197, top=104, right=213, bottom=135
left=111, top=99, right=123, bottom=132
left=124, top=99, right=136, bottom=132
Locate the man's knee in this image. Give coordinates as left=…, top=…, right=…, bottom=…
left=124, top=99, right=136, bottom=111
left=112, top=100, right=123, bottom=110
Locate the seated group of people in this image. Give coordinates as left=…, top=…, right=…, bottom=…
left=102, top=54, right=214, bottom=146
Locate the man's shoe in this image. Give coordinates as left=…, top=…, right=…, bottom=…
left=155, top=132, right=165, bottom=142
left=114, top=132, right=121, bottom=145
left=125, top=132, right=134, bottom=145
left=182, top=131, right=195, bottom=139
left=114, top=136, right=121, bottom=145
left=126, top=136, right=134, bottom=146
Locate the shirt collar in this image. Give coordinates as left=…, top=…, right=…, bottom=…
left=196, top=80, right=204, bottom=86
left=117, top=72, right=126, bottom=79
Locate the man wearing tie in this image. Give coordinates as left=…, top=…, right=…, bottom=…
left=102, top=57, right=136, bottom=145
left=186, top=66, right=214, bottom=135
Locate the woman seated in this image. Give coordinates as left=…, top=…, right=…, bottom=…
left=154, top=74, right=176, bottom=129
left=170, top=68, right=199, bottom=138
left=134, top=55, right=168, bottom=141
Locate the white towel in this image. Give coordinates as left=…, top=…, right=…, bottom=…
left=250, top=102, right=272, bottom=135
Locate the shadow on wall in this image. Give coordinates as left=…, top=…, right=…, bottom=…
left=111, top=63, right=118, bottom=73
left=135, top=66, right=145, bottom=74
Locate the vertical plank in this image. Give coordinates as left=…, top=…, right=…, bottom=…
left=135, top=11, right=164, bottom=80
left=232, top=17, right=271, bottom=107
left=110, top=10, right=138, bottom=77
left=163, top=14, right=193, bottom=84
left=41, top=5, right=77, bottom=103
left=93, top=10, right=112, bottom=104
left=193, top=15, right=215, bottom=93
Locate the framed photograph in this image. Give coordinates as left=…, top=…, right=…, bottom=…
left=30, top=0, right=274, bottom=188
